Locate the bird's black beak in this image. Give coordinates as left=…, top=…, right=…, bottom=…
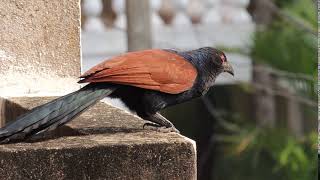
left=222, top=61, right=234, bottom=76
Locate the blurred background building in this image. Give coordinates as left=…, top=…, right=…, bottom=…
left=80, top=0, right=317, bottom=180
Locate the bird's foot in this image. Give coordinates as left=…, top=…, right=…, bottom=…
left=143, top=123, right=180, bottom=133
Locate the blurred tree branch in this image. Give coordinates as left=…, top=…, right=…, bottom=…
left=248, top=0, right=276, bottom=25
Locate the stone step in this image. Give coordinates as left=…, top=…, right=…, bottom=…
left=0, top=97, right=196, bottom=180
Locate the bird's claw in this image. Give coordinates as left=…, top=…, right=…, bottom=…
left=143, top=123, right=180, bottom=134
left=143, top=122, right=161, bottom=129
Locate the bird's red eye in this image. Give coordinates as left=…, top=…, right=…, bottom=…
left=215, top=51, right=227, bottom=63
left=220, top=53, right=226, bottom=63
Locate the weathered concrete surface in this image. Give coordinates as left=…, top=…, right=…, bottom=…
left=0, top=0, right=81, bottom=96
left=0, top=98, right=197, bottom=180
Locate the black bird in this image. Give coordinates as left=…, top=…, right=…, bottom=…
left=0, top=47, right=234, bottom=143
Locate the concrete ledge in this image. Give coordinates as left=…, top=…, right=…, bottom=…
left=0, top=98, right=197, bottom=180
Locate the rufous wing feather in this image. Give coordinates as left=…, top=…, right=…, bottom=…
left=79, top=49, right=197, bottom=94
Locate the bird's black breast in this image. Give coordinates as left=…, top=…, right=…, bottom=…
left=109, top=84, right=203, bottom=116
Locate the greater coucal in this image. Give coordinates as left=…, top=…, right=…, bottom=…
left=0, top=47, right=234, bottom=143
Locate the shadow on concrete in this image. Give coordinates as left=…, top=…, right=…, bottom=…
left=24, top=125, right=144, bottom=144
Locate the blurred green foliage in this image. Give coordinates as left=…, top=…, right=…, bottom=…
left=281, top=0, right=317, bottom=27
left=251, top=23, right=316, bottom=76
left=251, top=0, right=317, bottom=76
left=213, top=121, right=317, bottom=180
left=212, top=1, right=317, bottom=177
left=273, top=0, right=296, bottom=8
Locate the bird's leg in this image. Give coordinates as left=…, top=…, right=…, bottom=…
left=142, top=113, right=180, bottom=133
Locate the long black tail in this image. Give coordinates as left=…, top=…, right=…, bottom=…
left=0, top=84, right=117, bottom=144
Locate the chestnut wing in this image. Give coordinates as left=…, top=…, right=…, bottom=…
left=79, top=49, right=197, bottom=94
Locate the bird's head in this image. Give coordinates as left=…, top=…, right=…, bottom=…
left=203, top=47, right=234, bottom=77
left=181, top=47, right=235, bottom=95
left=176, top=47, right=234, bottom=77
left=214, top=48, right=234, bottom=76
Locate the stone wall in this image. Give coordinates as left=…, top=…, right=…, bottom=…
left=0, top=0, right=81, bottom=96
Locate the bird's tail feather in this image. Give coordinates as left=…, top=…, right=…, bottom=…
left=0, top=83, right=116, bottom=144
